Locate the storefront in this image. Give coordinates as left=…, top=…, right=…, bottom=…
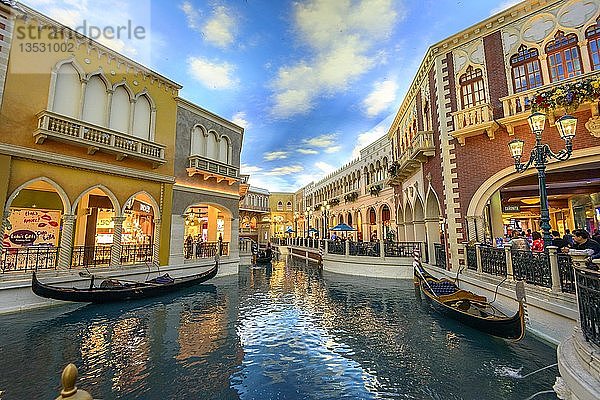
left=123, top=199, right=154, bottom=245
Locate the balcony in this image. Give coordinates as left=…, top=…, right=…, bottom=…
left=34, top=110, right=166, bottom=167
left=451, top=103, right=499, bottom=145
left=187, top=155, right=239, bottom=185
left=499, top=70, right=600, bottom=136
left=388, top=130, right=435, bottom=185
left=239, top=174, right=250, bottom=200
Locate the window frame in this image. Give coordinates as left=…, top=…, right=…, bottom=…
left=545, top=31, right=583, bottom=82
left=459, top=66, right=486, bottom=109
left=586, top=22, right=600, bottom=71
left=510, top=45, right=543, bottom=93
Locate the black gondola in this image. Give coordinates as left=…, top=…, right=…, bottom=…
left=414, top=262, right=525, bottom=341
left=32, top=261, right=218, bottom=303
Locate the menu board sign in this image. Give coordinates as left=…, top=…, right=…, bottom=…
left=3, top=208, right=61, bottom=249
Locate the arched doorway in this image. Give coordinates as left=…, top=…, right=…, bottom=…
left=356, top=210, right=363, bottom=241
left=368, top=207, right=377, bottom=241
left=121, top=192, right=159, bottom=265
left=182, top=203, right=232, bottom=260
left=381, top=204, right=392, bottom=241
left=3, top=178, right=70, bottom=270
left=414, top=197, right=426, bottom=243
left=404, top=203, right=414, bottom=241
left=425, top=189, right=442, bottom=263
left=397, top=204, right=406, bottom=241
left=72, top=186, right=120, bottom=267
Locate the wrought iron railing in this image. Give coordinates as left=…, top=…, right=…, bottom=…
left=511, top=250, right=552, bottom=288
left=558, top=254, right=575, bottom=294
left=434, top=243, right=446, bottom=269
left=349, top=241, right=380, bottom=257
left=185, top=241, right=229, bottom=260
left=466, top=245, right=477, bottom=271
left=120, top=244, right=153, bottom=265
left=385, top=242, right=422, bottom=258
left=71, top=246, right=111, bottom=268
left=1, top=246, right=60, bottom=272
left=327, top=240, right=345, bottom=255
left=480, top=246, right=507, bottom=276
left=574, top=266, right=600, bottom=347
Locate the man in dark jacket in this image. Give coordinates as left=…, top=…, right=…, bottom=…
left=568, top=229, right=600, bottom=267
left=551, top=230, right=569, bottom=251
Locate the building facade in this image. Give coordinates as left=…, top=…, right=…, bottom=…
left=169, top=98, right=244, bottom=265
left=0, top=3, right=181, bottom=270
left=239, top=185, right=270, bottom=243
left=301, top=134, right=394, bottom=242
left=387, top=0, right=600, bottom=270
left=268, top=192, right=295, bottom=238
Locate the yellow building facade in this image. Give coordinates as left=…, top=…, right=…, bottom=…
left=0, top=4, right=180, bottom=270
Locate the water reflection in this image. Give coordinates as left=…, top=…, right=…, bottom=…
left=0, top=261, right=558, bottom=399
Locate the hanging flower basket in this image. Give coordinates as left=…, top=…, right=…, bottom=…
left=531, top=75, right=600, bottom=114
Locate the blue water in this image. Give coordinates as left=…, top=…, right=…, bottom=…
left=0, top=259, right=559, bottom=399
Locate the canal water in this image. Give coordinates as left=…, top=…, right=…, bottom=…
left=0, top=259, right=558, bottom=399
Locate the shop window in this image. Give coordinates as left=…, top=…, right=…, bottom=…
left=586, top=21, right=600, bottom=70
left=545, top=31, right=582, bottom=82
left=277, top=201, right=283, bottom=211
left=286, top=201, right=292, bottom=211
left=510, top=45, right=543, bottom=93
left=459, top=66, right=486, bottom=109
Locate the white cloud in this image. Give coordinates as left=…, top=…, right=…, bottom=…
left=180, top=1, right=201, bottom=30
left=490, top=0, right=521, bottom=16
left=270, top=0, right=403, bottom=118
left=297, top=148, right=318, bottom=155
left=314, top=161, right=336, bottom=175
left=187, top=57, right=237, bottom=89
left=232, top=111, right=250, bottom=129
left=363, top=79, right=398, bottom=117
left=351, top=124, right=387, bottom=159
left=265, top=165, right=304, bottom=176
left=240, top=163, right=263, bottom=174
left=180, top=2, right=236, bottom=49
left=203, top=5, right=236, bottom=48
left=304, top=134, right=337, bottom=148
left=264, top=151, right=288, bottom=161
left=324, top=145, right=341, bottom=154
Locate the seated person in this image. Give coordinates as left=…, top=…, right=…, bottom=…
left=567, top=229, right=600, bottom=265
left=551, top=230, right=569, bottom=251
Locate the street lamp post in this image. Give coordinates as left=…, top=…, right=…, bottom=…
left=304, top=207, right=313, bottom=238
left=321, top=201, right=331, bottom=239
left=508, top=112, right=577, bottom=247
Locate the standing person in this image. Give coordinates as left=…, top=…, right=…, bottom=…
left=525, top=229, right=533, bottom=247
left=531, top=231, right=544, bottom=252
left=265, top=242, right=273, bottom=259
left=551, top=230, right=569, bottom=252
left=563, top=229, right=574, bottom=247
left=184, top=235, right=193, bottom=259
left=509, top=230, right=530, bottom=251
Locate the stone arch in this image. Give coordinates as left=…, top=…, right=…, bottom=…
left=404, top=201, right=414, bottom=241
left=72, top=184, right=121, bottom=216
left=48, top=58, right=85, bottom=113
left=82, top=72, right=110, bottom=126
left=190, top=124, right=206, bottom=156
left=5, top=177, right=71, bottom=214
left=132, top=92, right=153, bottom=140
left=425, top=187, right=442, bottom=259
left=413, top=195, right=426, bottom=243
left=396, top=203, right=406, bottom=241
left=109, top=82, right=134, bottom=133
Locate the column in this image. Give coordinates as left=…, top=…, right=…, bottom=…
left=579, top=40, right=592, bottom=72
left=152, top=218, right=162, bottom=267
left=345, top=239, right=350, bottom=257
left=504, top=242, right=513, bottom=279
left=380, top=238, right=385, bottom=259
left=466, top=216, right=477, bottom=242
left=58, top=214, right=77, bottom=269
left=110, top=216, right=125, bottom=267
left=475, top=243, right=483, bottom=273
left=547, top=246, right=561, bottom=293
left=0, top=211, right=11, bottom=266
left=169, top=214, right=185, bottom=266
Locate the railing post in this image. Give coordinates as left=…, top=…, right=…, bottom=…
left=0, top=211, right=10, bottom=268
left=110, top=216, right=126, bottom=267
left=475, top=243, right=482, bottom=273
left=547, top=245, right=561, bottom=293
left=345, top=239, right=350, bottom=257
left=152, top=218, right=162, bottom=267
left=504, top=242, right=513, bottom=280
left=380, top=238, right=385, bottom=259
left=324, top=240, right=328, bottom=255
left=55, top=363, right=93, bottom=400
left=58, top=215, right=77, bottom=269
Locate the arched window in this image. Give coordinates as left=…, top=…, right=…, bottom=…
left=277, top=201, right=283, bottom=211
left=459, top=66, right=486, bottom=109
left=219, top=136, right=229, bottom=163
left=190, top=126, right=203, bottom=156
left=510, top=45, right=543, bottom=93
left=110, top=85, right=131, bottom=133
left=206, top=132, right=218, bottom=160
left=82, top=75, right=108, bottom=125
left=545, top=31, right=582, bottom=82
left=53, top=63, right=81, bottom=118
left=586, top=21, right=600, bottom=70
left=132, top=94, right=152, bottom=140
left=286, top=201, right=292, bottom=211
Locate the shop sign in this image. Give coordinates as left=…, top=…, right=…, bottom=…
left=5, top=209, right=61, bottom=248
left=502, top=204, right=521, bottom=213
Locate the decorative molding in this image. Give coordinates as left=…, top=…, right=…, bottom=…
left=173, top=183, right=240, bottom=200
left=0, top=142, right=175, bottom=183
left=585, top=116, right=600, bottom=137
